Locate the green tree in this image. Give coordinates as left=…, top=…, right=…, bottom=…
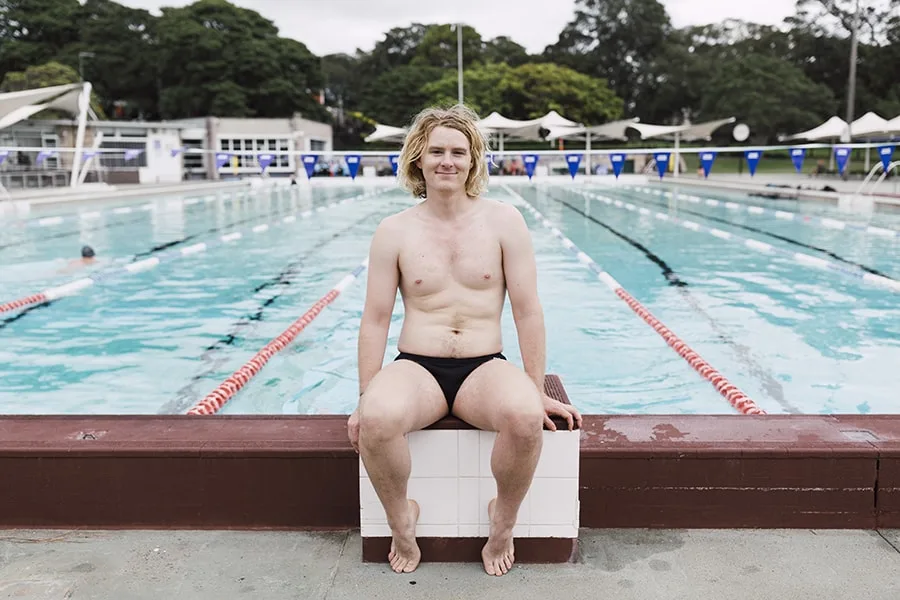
left=0, top=60, right=78, bottom=91
left=699, top=53, right=837, bottom=142
left=422, top=62, right=624, bottom=125
left=154, top=0, right=324, bottom=119
left=785, top=1, right=900, bottom=118
left=789, top=0, right=899, bottom=43
left=422, top=62, right=516, bottom=116
left=355, top=64, right=445, bottom=126
left=482, top=36, right=530, bottom=66
left=0, top=61, right=104, bottom=116
left=321, top=53, right=359, bottom=109
left=410, top=24, right=483, bottom=69
left=544, top=0, right=672, bottom=116
left=72, top=0, right=160, bottom=119
left=0, top=0, right=83, bottom=75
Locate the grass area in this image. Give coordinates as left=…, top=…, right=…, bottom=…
left=680, top=148, right=880, bottom=177
left=682, top=155, right=798, bottom=174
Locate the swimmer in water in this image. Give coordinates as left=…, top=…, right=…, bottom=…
left=58, top=246, right=99, bottom=273
left=80, top=245, right=96, bottom=264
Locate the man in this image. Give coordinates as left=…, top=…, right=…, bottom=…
left=347, top=104, right=582, bottom=576
left=80, top=245, right=96, bottom=263
left=59, top=246, right=98, bottom=274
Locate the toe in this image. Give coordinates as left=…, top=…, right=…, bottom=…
left=484, top=559, right=496, bottom=576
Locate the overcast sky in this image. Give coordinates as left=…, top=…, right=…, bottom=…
left=117, top=0, right=798, bottom=55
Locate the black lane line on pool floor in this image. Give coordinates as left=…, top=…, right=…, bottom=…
left=544, top=191, right=688, bottom=288
left=538, top=188, right=797, bottom=414
left=158, top=208, right=384, bottom=415
left=618, top=189, right=895, bottom=280
left=130, top=196, right=303, bottom=260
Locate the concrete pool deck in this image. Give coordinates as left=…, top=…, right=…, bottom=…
left=2, top=528, right=898, bottom=599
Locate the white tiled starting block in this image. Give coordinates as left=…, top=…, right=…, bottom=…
left=359, top=375, right=581, bottom=563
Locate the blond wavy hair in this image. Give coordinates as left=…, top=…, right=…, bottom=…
left=397, top=104, right=491, bottom=198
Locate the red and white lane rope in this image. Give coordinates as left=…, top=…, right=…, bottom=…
left=0, top=292, right=49, bottom=314
left=0, top=189, right=383, bottom=315
left=628, top=185, right=900, bottom=239
left=185, top=258, right=369, bottom=415
left=502, top=184, right=766, bottom=415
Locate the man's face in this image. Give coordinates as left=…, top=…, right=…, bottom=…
left=416, top=126, right=472, bottom=194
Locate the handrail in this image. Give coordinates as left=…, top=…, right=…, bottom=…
left=854, top=160, right=900, bottom=198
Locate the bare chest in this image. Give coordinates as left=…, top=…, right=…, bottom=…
left=399, top=224, right=503, bottom=295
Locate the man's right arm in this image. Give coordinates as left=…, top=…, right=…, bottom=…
left=357, top=218, right=401, bottom=397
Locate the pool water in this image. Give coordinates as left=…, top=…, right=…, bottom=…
left=0, top=179, right=897, bottom=416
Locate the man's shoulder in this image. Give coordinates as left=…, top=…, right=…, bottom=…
left=475, top=195, right=519, bottom=215
left=479, top=197, right=526, bottom=231
left=376, top=206, right=416, bottom=232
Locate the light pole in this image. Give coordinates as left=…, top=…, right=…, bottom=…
left=78, top=51, right=95, bottom=82
left=843, top=0, right=860, bottom=143
left=456, top=23, right=464, bottom=104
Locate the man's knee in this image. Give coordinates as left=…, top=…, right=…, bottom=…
left=498, top=386, right=544, bottom=440
left=358, top=391, right=408, bottom=444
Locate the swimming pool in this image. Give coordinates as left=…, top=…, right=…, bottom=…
left=0, top=178, right=897, bottom=416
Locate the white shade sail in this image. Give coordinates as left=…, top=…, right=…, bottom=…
left=545, top=118, right=641, bottom=142
left=364, top=123, right=408, bottom=144
left=786, top=116, right=848, bottom=141
left=0, top=83, right=91, bottom=130
left=885, top=115, right=900, bottom=135
left=478, top=110, right=580, bottom=141
left=850, top=112, right=890, bottom=137
left=629, top=117, right=737, bottom=141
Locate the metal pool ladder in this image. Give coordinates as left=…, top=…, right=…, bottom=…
left=854, top=159, right=900, bottom=199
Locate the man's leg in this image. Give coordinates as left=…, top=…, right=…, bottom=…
left=451, top=359, right=544, bottom=576
left=358, top=359, right=448, bottom=573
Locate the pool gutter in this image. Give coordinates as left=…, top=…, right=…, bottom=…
left=0, top=412, right=896, bottom=530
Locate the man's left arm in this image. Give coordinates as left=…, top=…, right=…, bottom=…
left=501, top=206, right=545, bottom=393
left=501, top=205, right=582, bottom=430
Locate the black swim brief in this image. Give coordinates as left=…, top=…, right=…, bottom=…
left=395, top=351, right=506, bottom=409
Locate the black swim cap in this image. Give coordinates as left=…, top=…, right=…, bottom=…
left=81, top=245, right=95, bottom=258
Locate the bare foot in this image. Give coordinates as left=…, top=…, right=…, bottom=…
left=388, top=499, right=421, bottom=573
left=482, top=498, right=515, bottom=576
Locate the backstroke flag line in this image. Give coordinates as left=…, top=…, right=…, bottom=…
left=878, top=145, right=894, bottom=171
left=610, top=153, right=625, bottom=178
left=301, top=154, right=318, bottom=179
left=834, top=147, right=851, bottom=174
left=744, top=150, right=762, bottom=176
left=700, top=152, right=716, bottom=178
left=523, top=154, right=538, bottom=180
left=654, top=152, right=670, bottom=179
left=790, top=148, right=806, bottom=173
left=566, top=153, right=582, bottom=179
left=345, top=155, right=361, bottom=180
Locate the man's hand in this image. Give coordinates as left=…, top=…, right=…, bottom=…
left=542, top=394, right=582, bottom=431
left=347, top=408, right=360, bottom=453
